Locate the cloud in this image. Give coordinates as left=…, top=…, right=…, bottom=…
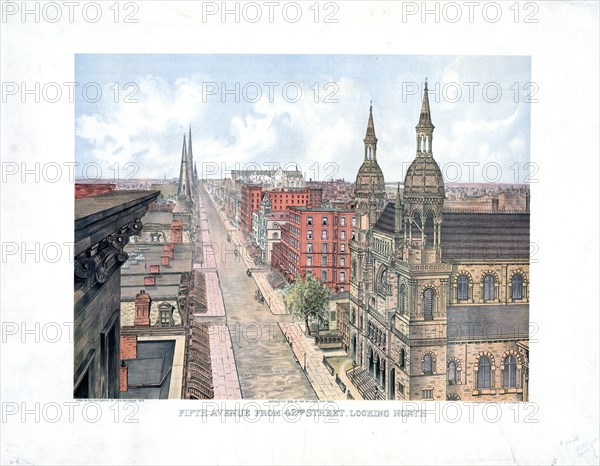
left=75, top=56, right=530, bottom=183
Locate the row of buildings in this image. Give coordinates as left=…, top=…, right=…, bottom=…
left=210, top=81, right=531, bottom=402
left=74, top=127, right=240, bottom=399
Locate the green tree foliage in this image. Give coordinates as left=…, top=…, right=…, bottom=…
left=283, top=274, right=331, bottom=336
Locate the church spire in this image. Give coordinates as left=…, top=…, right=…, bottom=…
left=364, top=102, right=378, bottom=160
left=416, top=80, right=435, bottom=155
left=177, top=133, right=191, bottom=199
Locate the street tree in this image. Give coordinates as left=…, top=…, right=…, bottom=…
left=283, top=274, right=331, bottom=336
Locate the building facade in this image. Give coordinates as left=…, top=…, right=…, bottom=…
left=342, top=85, right=530, bottom=401
left=271, top=205, right=354, bottom=292
left=240, top=185, right=323, bottom=234
left=74, top=190, right=160, bottom=399
left=251, top=194, right=289, bottom=264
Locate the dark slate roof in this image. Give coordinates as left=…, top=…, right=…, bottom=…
left=121, top=340, right=175, bottom=399
left=373, top=202, right=399, bottom=234
left=442, top=212, right=530, bottom=260
left=447, top=304, right=529, bottom=341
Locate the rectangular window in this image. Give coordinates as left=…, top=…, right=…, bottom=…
left=399, top=348, right=405, bottom=368
left=340, top=271, right=346, bottom=283
left=321, top=270, right=327, bottom=282
left=322, top=243, right=328, bottom=253
left=330, top=311, right=336, bottom=321
left=340, top=230, right=346, bottom=240
left=351, top=217, right=356, bottom=227
left=307, top=243, right=313, bottom=253
left=322, top=216, right=328, bottom=226
left=307, top=230, right=313, bottom=240
left=340, top=216, right=346, bottom=226
left=321, top=230, right=328, bottom=240
left=307, top=216, right=313, bottom=226
left=340, top=257, right=346, bottom=267
left=398, top=383, right=405, bottom=396
left=422, top=389, right=433, bottom=400
left=321, top=255, right=328, bottom=266
left=340, top=243, right=346, bottom=253
left=306, top=256, right=312, bottom=267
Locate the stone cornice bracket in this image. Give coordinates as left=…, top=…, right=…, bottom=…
left=74, top=218, right=143, bottom=286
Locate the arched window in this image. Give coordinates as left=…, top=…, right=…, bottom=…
left=477, top=356, right=491, bottom=389
left=377, top=267, right=389, bottom=294
left=423, top=288, right=434, bottom=320
left=448, top=361, right=457, bottom=383
left=512, top=275, right=523, bottom=300
left=398, top=283, right=406, bottom=314
left=503, top=355, right=517, bottom=388
left=457, top=275, right=469, bottom=300
left=483, top=275, right=495, bottom=301
left=423, top=354, right=433, bottom=375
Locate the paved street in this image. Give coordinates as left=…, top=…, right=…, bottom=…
left=200, top=184, right=317, bottom=399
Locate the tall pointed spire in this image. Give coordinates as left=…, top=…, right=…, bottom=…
left=187, top=125, right=195, bottom=192
left=177, top=133, right=191, bottom=199
left=364, top=102, right=378, bottom=160
left=416, top=80, right=435, bottom=155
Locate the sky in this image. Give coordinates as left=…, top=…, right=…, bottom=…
left=75, top=54, right=531, bottom=183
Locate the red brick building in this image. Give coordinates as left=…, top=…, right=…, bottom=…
left=271, top=206, right=355, bottom=292
left=239, top=185, right=323, bottom=234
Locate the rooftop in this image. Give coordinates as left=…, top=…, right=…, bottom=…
left=289, top=206, right=353, bottom=213
left=373, top=202, right=400, bottom=234
left=121, top=340, right=176, bottom=399
left=75, top=190, right=160, bottom=223
left=442, top=211, right=530, bottom=260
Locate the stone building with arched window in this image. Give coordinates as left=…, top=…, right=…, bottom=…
left=343, top=82, right=530, bottom=401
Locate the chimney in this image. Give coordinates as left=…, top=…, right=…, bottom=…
left=163, top=244, right=174, bottom=258
left=120, top=334, right=137, bottom=359
left=120, top=360, right=128, bottom=392
left=134, top=289, right=152, bottom=327
left=171, top=220, right=183, bottom=243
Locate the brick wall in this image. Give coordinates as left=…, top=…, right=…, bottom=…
left=120, top=334, right=137, bottom=359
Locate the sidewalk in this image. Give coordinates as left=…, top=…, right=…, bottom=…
left=206, top=188, right=351, bottom=401
left=279, top=322, right=346, bottom=400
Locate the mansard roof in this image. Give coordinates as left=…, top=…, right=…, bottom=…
left=442, top=211, right=530, bottom=260
left=373, top=202, right=399, bottom=234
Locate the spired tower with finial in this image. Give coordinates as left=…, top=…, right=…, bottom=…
left=350, top=103, right=388, bottom=312
left=403, top=80, right=445, bottom=264
left=354, top=103, right=387, bottom=233
left=174, top=131, right=194, bottom=227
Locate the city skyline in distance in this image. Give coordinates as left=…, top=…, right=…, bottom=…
left=75, top=54, right=531, bottom=183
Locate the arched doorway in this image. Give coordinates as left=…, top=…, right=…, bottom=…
left=389, top=368, right=396, bottom=399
